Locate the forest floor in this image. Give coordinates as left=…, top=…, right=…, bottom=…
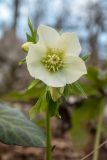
left=0, top=136, right=83, bottom=160
left=0, top=129, right=83, bottom=160
left=0, top=104, right=107, bottom=160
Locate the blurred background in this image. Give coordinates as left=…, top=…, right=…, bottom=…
left=0, top=0, right=107, bottom=160
left=0, top=0, right=107, bottom=94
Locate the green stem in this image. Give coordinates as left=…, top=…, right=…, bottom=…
left=45, top=104, right=52, bottom=160
left=92, top=106, right=104, bottom=160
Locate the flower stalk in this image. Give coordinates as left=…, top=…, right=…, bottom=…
left=92, top=100, right=105, bottom=160
left=46, top=104, right=52, bottom=160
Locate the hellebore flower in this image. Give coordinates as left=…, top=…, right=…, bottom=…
left=26, top=25, right=87, bottom=87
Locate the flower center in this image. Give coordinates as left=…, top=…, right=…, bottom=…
left=41, top=48, right=64, bottom=73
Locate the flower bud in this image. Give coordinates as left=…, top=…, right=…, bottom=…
left=22, top=42, right=33, bottom=52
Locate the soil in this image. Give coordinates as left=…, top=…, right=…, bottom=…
left=0, top=136, right=83, bottom=160
left=0, top=104, right=107, bottom=160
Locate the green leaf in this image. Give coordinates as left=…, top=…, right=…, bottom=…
left=77, top=82, right=98, bottom=96
left=28, top=17, right=34, bottom=36
left=0, top=104, right=46, bottom=147
left=1, top=82, right=46, bottom=102
left=29, top=89, right=47, bottom=119
left=48, top=97, right=60, bottom=117
left=87, top=67, right=107, bottom=88
left=67, top=82, right=87, bottom=98
left=71, top=97, right=102, bottom=150
left=64, top=82, right=87, bottom=98
left=44, top=92, right=61, bottom=117
left=26, top=33, right=33, bottom=42
left=27, top=80, right=40, bottom=90
left=73, top=82, right=87, bottom=98
left=81, top=54, right=90, bottom=61
left=63, top=84, right=72, bottom=97
left=87, top=67, right=99, bottom=84
left=27, top=17, right=37, bottom=43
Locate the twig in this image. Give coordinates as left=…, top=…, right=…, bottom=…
left=80, top=140, right=107, bottom=160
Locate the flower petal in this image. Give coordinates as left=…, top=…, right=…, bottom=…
left=56, top=32, right=81, bottom=56
left=63, top=56, right=87, bottom=84
left=37, top=25, right=60, bottom=48
left=26, top=43, right=46, bottom=77
left=26, top=43, right=46, bottom=63
left=27, top=61, right=66, bottom=87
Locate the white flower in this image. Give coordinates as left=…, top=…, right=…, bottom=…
left=26, top=25, right=87, bottom=87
